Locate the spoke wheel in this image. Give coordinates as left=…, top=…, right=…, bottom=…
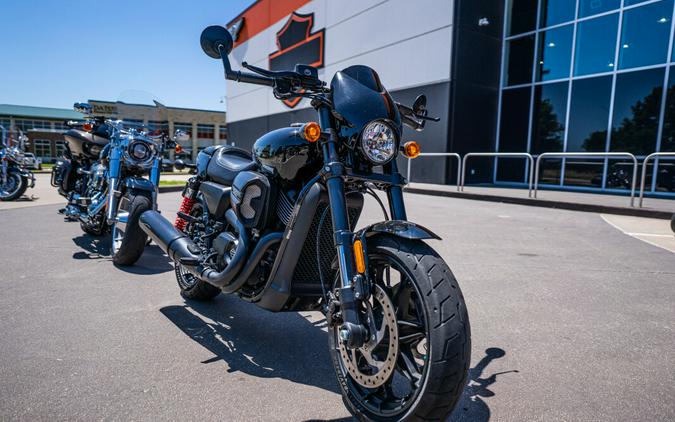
left=0, top=172, right=25, bottom=201
left=329, top=235, right=470, bottom=421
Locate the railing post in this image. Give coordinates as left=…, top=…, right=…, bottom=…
left=638, top=152, right=675, bottom=207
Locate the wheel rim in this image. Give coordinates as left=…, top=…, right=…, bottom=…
left=333, top=254, right=430, bottom=417
left=0, top=173, right=21, bottom=198
left=111, top=222, right=123, bottom=254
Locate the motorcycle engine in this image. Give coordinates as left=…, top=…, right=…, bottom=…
left=87, top=162, right=107, bottom=192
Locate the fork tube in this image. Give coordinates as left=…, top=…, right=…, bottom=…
left=105, top=146, right=122, bottom=223
left=318, top=106, right=355, bottom=289
left=150, top=158, right=160, bottom=207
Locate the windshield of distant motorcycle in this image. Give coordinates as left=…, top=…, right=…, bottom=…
left=114, top=91, right=170, bottom=137
left=330, top=65, right=402, bottom=136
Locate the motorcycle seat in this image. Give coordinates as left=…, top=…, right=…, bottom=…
left=206, top=146, right=256, bottom=186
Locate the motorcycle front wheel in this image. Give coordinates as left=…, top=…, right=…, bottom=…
left=329, top=235, right=470, bottom=421
left=0, top=171, right=27, bottom=201
left=111, top=190, right=152, bottom=266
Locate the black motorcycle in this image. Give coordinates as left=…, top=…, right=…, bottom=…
left=52, top=103, right=111, bottom=235
left=0, top=129, right=35, bottom=201
left=140, top=26, right=470, bottom=421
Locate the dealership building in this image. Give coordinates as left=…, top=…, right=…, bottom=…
left=225, top=0, right=675, bottom=195
left=0, top=102, right=227, bottom=162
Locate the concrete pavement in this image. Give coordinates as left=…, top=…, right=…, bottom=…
left=0, top=191, right=674, bottom=421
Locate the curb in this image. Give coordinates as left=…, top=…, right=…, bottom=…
left=403, top=187, right=673, bottom=220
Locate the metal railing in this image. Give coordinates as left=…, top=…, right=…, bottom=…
left=406, top=153, right=461, bottom=191
left=461, top=152, right=534, bottom=197
left=638, top=152, right=675, bottom=207
left=534, top=152, right=638, bottom=207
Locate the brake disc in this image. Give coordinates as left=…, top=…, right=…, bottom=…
left=338, top=284, right=398, bottom=388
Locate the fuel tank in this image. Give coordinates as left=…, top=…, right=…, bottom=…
left=63, top=128, right=109, bottom=160
left=252, top=126, right=321, bottom=184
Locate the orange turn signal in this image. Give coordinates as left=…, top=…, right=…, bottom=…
left=302, top=122, right=321, bottom=143
left=175, top=144, right=183, bottom=154
left=403, top=141, right=422, bottom=158
left=82, top=123, right=93, bottom=132
left=354, top=239, right=365, bottom=274
left=403, top=141, right=421, bottom=159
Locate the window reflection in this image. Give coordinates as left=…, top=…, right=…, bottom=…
left=619, top=0, right=673, bottom=70
left=579, top=0, right=620, bottom=18
left=659, top=65, right=675, bottom=152
left=567, top=76, right=613, bottom=152
left=610, top=68, right=664, bottom=155
left=508, top=0, right=538, bottom=35
left=505, top=35, right=535, bottom=85
left=537, top=25, right=573, bottom=81
left=539, top=0, right=576, bottom=28
left=531, top=82, right=568, bottom=154
left=574, top=14, right=619, bottom=76
left=564, top=159, right=605, bottom=187
left=498, top=87, right=531, bottom=182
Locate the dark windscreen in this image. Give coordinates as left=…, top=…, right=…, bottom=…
left=330, top=65, right=400, bottom=134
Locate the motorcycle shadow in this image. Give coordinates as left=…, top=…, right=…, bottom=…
left=160, top=295, right=341, bottom=395
left=72, top=233, right=110, bottom=260
left=115, top=244, right=174, bottom=275
left=448, top=347, right=518, bottom=422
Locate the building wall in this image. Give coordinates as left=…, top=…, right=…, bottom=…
left=226, top=0, right=456, bottom=182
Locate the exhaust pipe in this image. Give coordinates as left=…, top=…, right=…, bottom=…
left=139, top=209, right=255, bottom=290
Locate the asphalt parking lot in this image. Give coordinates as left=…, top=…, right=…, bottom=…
left=1, top=177, right=674, bottom=421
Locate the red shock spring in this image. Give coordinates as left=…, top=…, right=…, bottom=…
left=174, top=196, right=196, bottom=231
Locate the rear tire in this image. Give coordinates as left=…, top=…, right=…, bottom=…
left=175, top=202, right=220, bottom=301
left=111, top=190, right=152, bottom=266
left=330, top=235, right=471, bottom=422
left=671, top=213, right=675, bottom=233
left=80, top=220, right=106, bottom=236
left=0, top=172, right=27, bottom=201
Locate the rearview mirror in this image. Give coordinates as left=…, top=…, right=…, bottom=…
left=412, top=95, right=427, bottom=115
left=200, top=25, right=234, bottom=59
left=174, top=129, right=190, bottom=142
left=74, top=102, right=92, bottom=115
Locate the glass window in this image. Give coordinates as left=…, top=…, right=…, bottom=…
left=197, top=124, right=214, bottom=139
left=123, top=119, right=144, bottom=129
left=219, top=126, right=228, bottom=140
left=579, top=0, right=620, bottom=18
left=148, top=120, right=169, bottom=134
left=567, top=75, right=613, bottom=152
left=574, top=13, right=619, bottom=76
left=505, top=35, right=535, bottom=86
left=536, top=25, right=573, bottom=81
left=540, top=0, right=576, bottom=28
left=564, top=159, right=605, bottom=187
left=34, top=139, right=51, bottom=159
left=508, top=0, right=538, bottom=35
left=619, top=0, right=673, bottom=69
left=497, top=87, right=531, bottom=182
left=625, top=0, right=651, bottom=5
left=55, top=140, right=67, bottom=158
left=610, top=68, right=664, bottom=155
left=660, top=65, right=675, bottom=152
left=531, top=82, right=569, bottom=154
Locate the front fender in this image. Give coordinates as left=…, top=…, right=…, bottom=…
left=354, top=220, right=441, bottom=241
left=124, top=177, right=155, bottom=192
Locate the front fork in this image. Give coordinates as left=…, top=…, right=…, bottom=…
left=105, top=147, right=122, bottom=224
left=317, top=106, right=407, bottom=348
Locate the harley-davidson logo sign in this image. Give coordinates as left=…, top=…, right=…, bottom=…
left=269, top=12, right=325, bottom=108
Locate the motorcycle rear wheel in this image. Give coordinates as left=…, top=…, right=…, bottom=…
left=175, top=203, right=221, bottom=301
left=329, top=235, right=470, bottom=421
left=0, top=172, right=27, bottom=201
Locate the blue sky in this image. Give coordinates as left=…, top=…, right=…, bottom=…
left=0, top=0, right=254, bottom=111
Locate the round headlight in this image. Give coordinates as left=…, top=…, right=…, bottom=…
left=360, top=120, right=397, bottom=164
left=129, top=141, right=151, bottom=161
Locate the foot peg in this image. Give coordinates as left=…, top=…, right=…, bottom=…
left=179, top=257, right=200, bottom=266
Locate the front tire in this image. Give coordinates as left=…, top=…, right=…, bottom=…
left=0, top=171, right=28, bottom=201
left=330, top=235, right=471, bottom=422
left=111, top=190, right=152, bottom=266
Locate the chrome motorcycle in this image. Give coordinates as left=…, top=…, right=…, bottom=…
left=0, top=128, right=35, bottom=201
left=140, top=26, right=470, bottom=421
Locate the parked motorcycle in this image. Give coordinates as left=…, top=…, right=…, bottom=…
left=54, top=101, right=183, bottom=265
left=140, top=26, right=470, bottom=421
left=0, top=128, right=35, bottom=201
